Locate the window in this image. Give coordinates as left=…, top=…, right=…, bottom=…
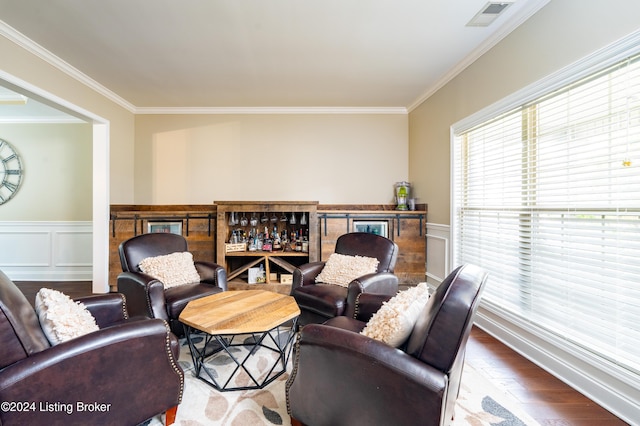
left=452, top=53, right=640, bottom=376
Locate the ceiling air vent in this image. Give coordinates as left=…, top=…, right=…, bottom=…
left=466, top=2, right=514, bottom=27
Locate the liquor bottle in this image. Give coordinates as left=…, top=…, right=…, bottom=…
left=262, top=227, right=273, bottom=252
left=273, top=226, right=282, bottom=250
left=256, top=233, right=263, bottom=251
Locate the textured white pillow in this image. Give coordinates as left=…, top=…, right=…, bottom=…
left=315, top=253, right=380, bottom=287
left=138, top=251, right=201, bottom=288
left=35, top=288, right=99, bottom=346
left=360, top=283, right=430, bottom=347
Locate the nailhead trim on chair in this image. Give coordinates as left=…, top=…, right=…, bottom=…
left=163, top=320, right=184, bottom=403
left=285, top=331, right=302, bottom=416
left=353, top=293, right=364, bottom=319
left=119, top=294, right=129, bottom=319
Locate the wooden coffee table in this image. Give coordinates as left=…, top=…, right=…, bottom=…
left=179, top=290, right=300, bottom=391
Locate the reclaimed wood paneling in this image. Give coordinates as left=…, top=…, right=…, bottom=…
left=109, top=203, right=426, bottom=291
left=318, top=204, right=427, bottom=285
left=109, top=205, right=217, bottom=292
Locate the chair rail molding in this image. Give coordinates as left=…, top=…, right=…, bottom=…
left=0, top=221, right=92, bottom=281
left=425, top=222, right=450, bottom=287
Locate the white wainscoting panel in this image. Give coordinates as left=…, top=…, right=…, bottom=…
left=426, top=222, right=450, bottom=287
left=0, top=221, right=92, bottom=281
left=0, top=230, right=51, bottom=266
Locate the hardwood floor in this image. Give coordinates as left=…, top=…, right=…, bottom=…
left=16, top=281, right=628, bottom=425
left=466, top=328, right=627, bottom=425
left=16, top=281, right=93, bottom=306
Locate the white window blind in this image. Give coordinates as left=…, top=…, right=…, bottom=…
left=452, top=54, right=640, bottom=375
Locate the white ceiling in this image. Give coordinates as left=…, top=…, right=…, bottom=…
left=0, top=0, right=549, bottom=112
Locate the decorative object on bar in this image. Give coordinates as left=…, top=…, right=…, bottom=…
left=395, top=181, right=411, bottom=210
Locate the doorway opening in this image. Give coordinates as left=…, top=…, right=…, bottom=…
left=0, top=71, right=110, bottom=293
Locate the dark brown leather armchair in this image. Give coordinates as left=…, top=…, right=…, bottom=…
left=0, top=269, right=183, bottom=426
left=286, top=264, right=488, bottom=426
left=117, top=232, right=227, bottom=336
left=291, top=232, right=399, bottom=327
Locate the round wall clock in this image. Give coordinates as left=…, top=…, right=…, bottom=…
left=0, top=139, right=24, bottom=205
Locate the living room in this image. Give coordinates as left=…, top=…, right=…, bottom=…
left=0, top=0, right=639, bottom=424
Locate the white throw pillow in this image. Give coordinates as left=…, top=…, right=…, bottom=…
left=138, top=251, right=201, bottom=288
left=360, top=282, right=430, bottom=347
left=35, top=288, right=99, bottom=346
left=315, top=253, right=380, bottom=287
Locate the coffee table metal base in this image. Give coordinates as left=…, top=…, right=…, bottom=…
left=183, top=319, right=297, bottom=392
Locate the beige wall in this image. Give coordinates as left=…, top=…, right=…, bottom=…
left=135, top=114, right=408, bottom=204
left=0, top=123, right=92, bottom=220
left=409, top=0, right=640, bottom=224
left=6, top=0, right=640, bottom=218
left=1, top=30, right=408, bottom=212
left=0, top=35, right=135, bottom=205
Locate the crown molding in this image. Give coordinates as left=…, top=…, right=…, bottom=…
left=0, top=20, right=137, bottom=113
left=407, top=0, right=551, bottom=112
left=134, top=106, right=407, bottom=115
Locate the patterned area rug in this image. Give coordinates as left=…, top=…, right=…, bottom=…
left=147, top=334, right=540, bottom=426
left=454, top=366, right=539, bottom=426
